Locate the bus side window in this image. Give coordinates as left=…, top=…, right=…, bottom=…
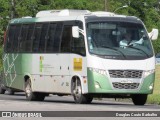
left=19, top=24, right=29, bottom=52
left=6, top=25, right=16, bottom=53
left=71, top=34, right=86, bottom=56
left=39, top=23, right=49, bottom=53
left=25, top=24, right=35, bottom=52
left=53, top=23, right=63, bottom=52
left=32, top=24, right=42, bottom=52
left=12, top=25, right=21, bottom=52
left=46, top=23, right=56, bottom=52
left=61, top=25, right=72, bottom=53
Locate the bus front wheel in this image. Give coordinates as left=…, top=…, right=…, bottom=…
left=131, top=94, right=147, bottom=105
left=25, top=79, right=45, bottom=101
left=71, top=78, right=93, bottom=104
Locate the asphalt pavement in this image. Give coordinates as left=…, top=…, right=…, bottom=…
left=0, top=92, right=159, bottom=120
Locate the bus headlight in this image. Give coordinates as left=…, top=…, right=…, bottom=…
left=89, top=67, right=106, bottom=75
left=143, top=69, right=155, bottom=78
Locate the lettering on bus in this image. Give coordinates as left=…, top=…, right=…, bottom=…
left=73, top=58, right=82, bottom=71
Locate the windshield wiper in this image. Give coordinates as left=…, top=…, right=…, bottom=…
left=101, top=46, right=126, bottom=59
left=127, top=45, right=149, bottom=58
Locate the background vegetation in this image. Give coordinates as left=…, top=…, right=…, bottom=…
left=0, top=0, right=160, bottom=104
left=0, top=0, right=160, bottom=54
left=147, top=65, right=160, bottom=105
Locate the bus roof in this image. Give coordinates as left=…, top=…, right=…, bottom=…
left=10, top=9, right=140, bottom=24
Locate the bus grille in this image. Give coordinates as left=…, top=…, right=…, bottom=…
left=109, top=70, right=143, bottom=78
left=112, top=82, right=139, bottom=89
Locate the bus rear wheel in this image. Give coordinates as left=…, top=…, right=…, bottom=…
left=131, top=94, right=147, bottom=105
left=7, top=88, right=14, bottom=95
left=71, top=78, right=93, bottom=104
left=0, top=84, right=5, bottom=94
left=25, top=79, right=45, bottom=101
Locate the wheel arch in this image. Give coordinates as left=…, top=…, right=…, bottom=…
left=70, top=74, right=88, bottom=94
left=23, top=73, right=33, bottom=90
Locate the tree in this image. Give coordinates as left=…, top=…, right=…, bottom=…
left=0, top=0, right=159, bottom=53
left=108, top=0, right=160, bottom=54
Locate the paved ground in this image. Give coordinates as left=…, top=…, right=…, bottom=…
left=0, top=92, right=159, bottom=120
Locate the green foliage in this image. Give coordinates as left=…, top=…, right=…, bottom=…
left=0, top=47, right=2, bottom=71
left=0, top=0, right=160, bottom=54
left=147, top=65, right=160, bottom=105
left=108, top=0, right=160, bottom=54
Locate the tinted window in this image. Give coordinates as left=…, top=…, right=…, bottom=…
left=6, top=25, right=16, bottom=52
left=19, top=25, right=29, bottom=52
left=32, top=24, right=42, bottom=52
left=24, top=24, right=35, bottom=52
left=12, top=25, right=21, bottom=52
left=46, top=23, right=56, bottom=52
left=71, top=34, right=86, bottom=56
left=53, top=23, right=63, bottom=52
left=70, top=21, right=85, bottom=55
left=39, top=23, right=49, bottom=52
left=86, top=21, right=153, bottom=60
left=61, top=26, right=72, bottom=53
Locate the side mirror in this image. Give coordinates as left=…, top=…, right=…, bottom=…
left=148, top=28, right=158, bottom=40
left=72, top=26, right=79, bottom=38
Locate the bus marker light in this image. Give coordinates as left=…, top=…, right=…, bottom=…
left=83, top=76, right=86, bottom=79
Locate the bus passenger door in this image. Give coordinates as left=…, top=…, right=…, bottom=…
left=59, top=54, right=70, bottom=93
left=70, top=33, right=87, bottom=93
left=58, top=25, right=72, bottom=93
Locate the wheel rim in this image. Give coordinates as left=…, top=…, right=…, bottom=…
left=25, top=82, right=31, bottom=97
left=75, top=86, right=81, bottom=99
left=73, top=79, right=82, bottom=100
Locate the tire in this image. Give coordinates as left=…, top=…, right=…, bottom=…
left=131, top=94, right=148, bottom=105
left=85, top=95, right=93, bottom=104
left=7, top=88, right=14, bottom=95
left=25, top=79, right=45, bottom=101
left=0, top=84, right=5, bottom=94
left=35, top=93, right=46, bottom=101
left=71, top=77, right=93, bottom=104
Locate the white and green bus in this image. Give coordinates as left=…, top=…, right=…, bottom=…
left=2, top=9, right=158, bottom=105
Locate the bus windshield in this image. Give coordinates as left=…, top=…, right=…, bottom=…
left=86, top=21, right=153, bottom=60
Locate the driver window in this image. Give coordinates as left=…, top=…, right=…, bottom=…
left=71, top=34, right=86, bottom=56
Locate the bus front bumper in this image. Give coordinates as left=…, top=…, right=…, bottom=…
left=87, top=69, right=155, bottom=94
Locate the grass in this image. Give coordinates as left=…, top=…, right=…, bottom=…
left=147, top=65, right=160, bottom=105
left=106, top=65, right=160, bottom=105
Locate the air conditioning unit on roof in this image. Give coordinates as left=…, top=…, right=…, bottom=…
left=36, top=9, right=91, bottom=17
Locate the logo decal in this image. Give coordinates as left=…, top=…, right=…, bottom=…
left=73, top=58, right=82, bottom=71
